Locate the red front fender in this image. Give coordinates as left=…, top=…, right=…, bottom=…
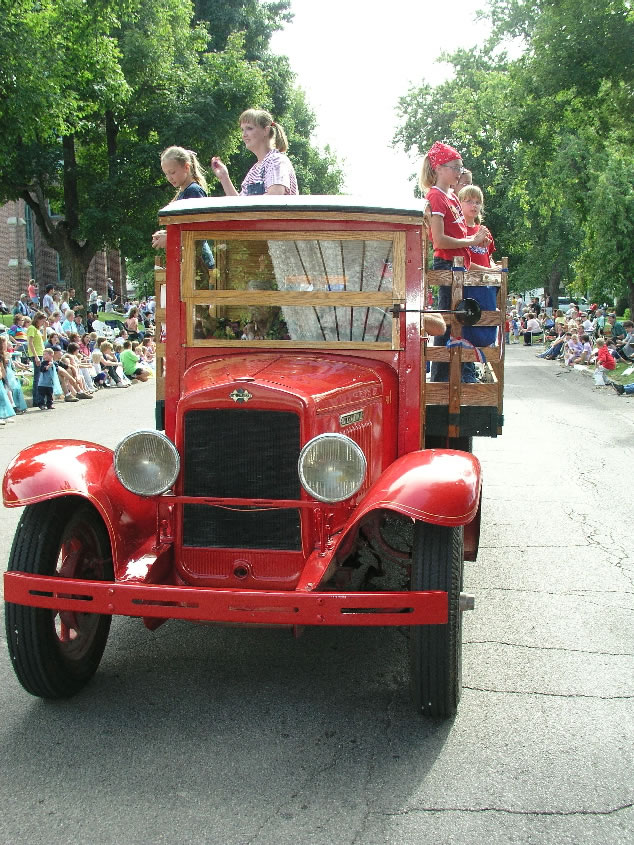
left=3, top=440, right=158, bottom=571
left=297, top=449, right=481, bottom=590
left=354, top=449, right=481, bottom=526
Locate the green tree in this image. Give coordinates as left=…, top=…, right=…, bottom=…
left=394, top=0, right=633, bottom=306
left=193, top=5, right=343, bottom=198
left=576, top=145, right=634, bottom=313
left=0, top=0, right=266, bottom=293
left=193, top=0, right=292, bottom=60
left=1, top=0, right=342, bottom=298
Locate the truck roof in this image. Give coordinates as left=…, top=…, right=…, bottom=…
left=158, top=194, right=429, bottom=220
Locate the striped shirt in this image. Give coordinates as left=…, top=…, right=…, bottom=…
left=240, top=149, right=298, bottom=196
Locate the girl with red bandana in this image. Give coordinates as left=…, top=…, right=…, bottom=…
left=419, top=141, right=490, bottom=271
left=420, top=142, right=490, bottom=381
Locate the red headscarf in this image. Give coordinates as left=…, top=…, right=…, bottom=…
left=427, top=141, right=461, bottom=170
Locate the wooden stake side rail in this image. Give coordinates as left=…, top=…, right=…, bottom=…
left=421, top=254, right=507, bottom=440
left=425, top=346, right=502, bottom=363
left=155, top=267, right=166, bottom=402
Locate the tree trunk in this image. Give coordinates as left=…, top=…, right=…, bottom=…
left=548, top=269, right=562, bottom=307
left=21, top=179, right=96, bottom=304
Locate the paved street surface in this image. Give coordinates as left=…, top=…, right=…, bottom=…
left=0, top=350, right=632, bottom=845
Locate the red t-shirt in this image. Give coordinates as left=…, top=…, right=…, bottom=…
left=596, top=345, right=616, bottom=370
left=466, top=224, right=495, bottom=268
left=427, top=186, right=470, bottom=268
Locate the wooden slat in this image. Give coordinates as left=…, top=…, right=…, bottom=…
left=392, top=232, right=406, bottom=298
left=447, top=260, right=465, bottom=437
left=181, top=232, right=196, bottom=299
left=185, top=291, right=395, bottom=306
left=425, top=382, right=499, bottom=406
left=185, top=340, right=395, bottom=350
left=426, top=346, right=502, bottom=363
left=472, top=313, right=503, bottom=327
left=172, top=228, right=397, bottom=242
left=154, top=271, right=166, bottom=403
left=160, top=212, right=426, bottom=226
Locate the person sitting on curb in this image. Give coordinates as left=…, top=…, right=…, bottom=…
left=593, top=338, right=616, bottom=386
left=536, top=331, right=570, bottom=360
left=564, top=331, right=583, bottom=366
left=522, top=312, right=542, bottom=345
left=120, top=340, right=150, bottom=382
left=66, top=342, right=97, bottom=393
left=60, top=351, right=93, bottom=397
left=605, top=314, right=625, bottom=343
left=50, top=347, right=90, bottom=401
left=578, top=333, right=593, bottom=364
left=614, top=320, right=634, bottom=361
left=94, top=341, right=128, bottom=387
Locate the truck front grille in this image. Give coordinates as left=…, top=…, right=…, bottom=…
left=182, top=409, right=302, bottom=549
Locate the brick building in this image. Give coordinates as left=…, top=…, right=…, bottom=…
left=0, top=198, right=123, bottom=308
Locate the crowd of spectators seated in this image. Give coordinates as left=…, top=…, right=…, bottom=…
left=0, top=282, right=156, bottom=423
left=508, top=295, right=634, bottom=394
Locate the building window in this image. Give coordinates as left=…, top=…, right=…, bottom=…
left=24, top=204, right=36, bottom=279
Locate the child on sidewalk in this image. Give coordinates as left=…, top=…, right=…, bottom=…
left=37, top=348, right=56, bottom=409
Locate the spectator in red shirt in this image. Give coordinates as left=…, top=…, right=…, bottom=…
left=594, top=338, right=616, bottom=385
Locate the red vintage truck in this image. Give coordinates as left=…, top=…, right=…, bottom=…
left=3, top=196, right=506, bottom=717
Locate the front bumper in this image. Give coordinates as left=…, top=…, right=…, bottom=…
left=4, top=572, right=447, bottom=627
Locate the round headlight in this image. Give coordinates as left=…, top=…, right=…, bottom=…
left=114, top=430, right=180, bottom=497
left=298, top=433, right=366, bottom=503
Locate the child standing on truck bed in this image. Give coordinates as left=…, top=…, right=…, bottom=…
left=458, top=184, right=499, bottom=350
left=152, top=147, right=210, bottom=250
left=419, top=141, right=491, bottom=381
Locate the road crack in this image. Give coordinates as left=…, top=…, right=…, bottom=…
left=463, top=685, right=633, bottom=700
left=377, top=801, right=634, bottom=819
left=464, top=639, right=634, bottom=657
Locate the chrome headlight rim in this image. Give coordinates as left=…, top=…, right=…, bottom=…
left=114, top=430, right=180, bottom=497
left=298, top=432, right=367, bottom=504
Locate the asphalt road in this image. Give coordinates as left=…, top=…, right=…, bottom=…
left=0, top=349, right=632, bottom=845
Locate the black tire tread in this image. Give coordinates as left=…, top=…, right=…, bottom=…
left=5, top=498, right=112, bottom=698
left=409, top=522, right=463, bottom=718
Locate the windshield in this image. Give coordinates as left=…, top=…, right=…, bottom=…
left=183, top=235, right=401, bottom=346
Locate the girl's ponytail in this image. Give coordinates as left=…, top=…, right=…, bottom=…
left=271, top=122, right=289, bottom=153
left=187, top=150, right=208, bottom=194
left=419, top=155, right=436, bottom=192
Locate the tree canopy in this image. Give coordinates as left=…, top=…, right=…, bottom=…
left=0, top=0, right=342, bottom=292
left=394, top=0, right=634, bottom=312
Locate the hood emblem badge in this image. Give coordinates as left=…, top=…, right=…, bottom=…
left=340, top=410, right=364, bottom=426
left=230, top=388, right=253, bottom=403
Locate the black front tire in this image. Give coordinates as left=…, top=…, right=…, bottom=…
left=5, top=499, right=113, bottom=698
left=409, top=522, right=464, bottom=718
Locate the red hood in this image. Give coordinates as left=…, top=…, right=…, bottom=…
left=181, top=353, right=395, bottom=411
